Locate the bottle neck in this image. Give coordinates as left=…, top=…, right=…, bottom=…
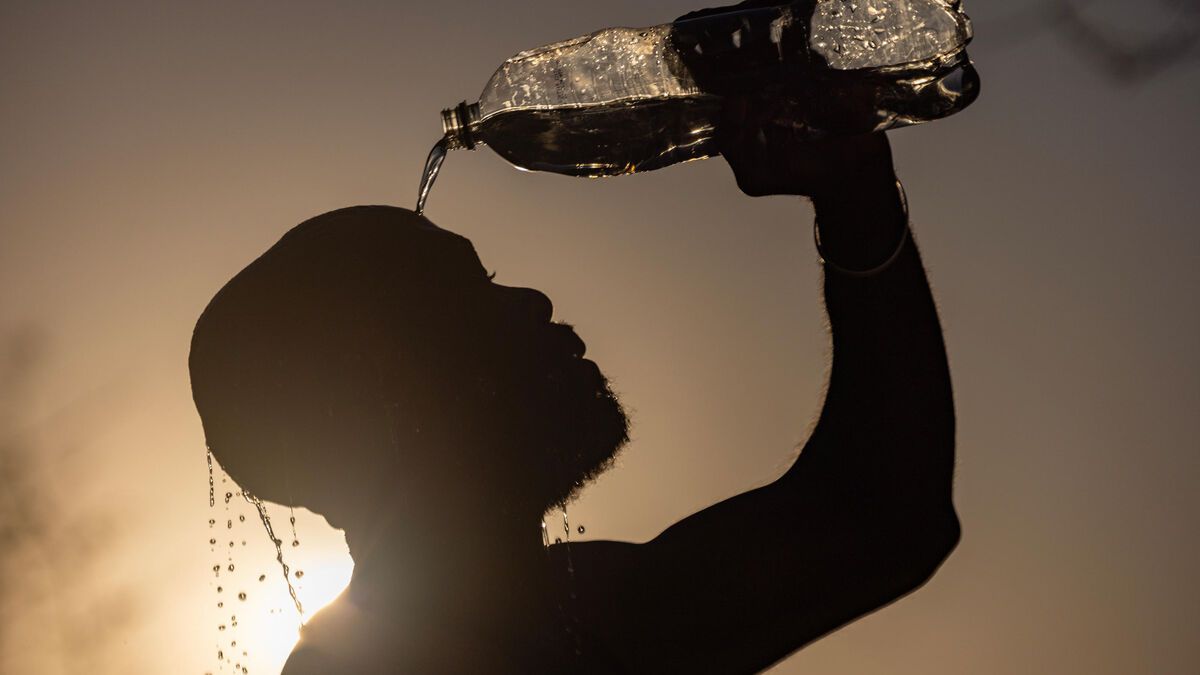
left=441, top=101, right=481, bottom=150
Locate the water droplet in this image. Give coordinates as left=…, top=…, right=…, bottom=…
left=231, top=640, right=237, bottom=647
left=577, top=525, right=586, bottom=534
left=208, top=518, right=216, bottom=526
left=217, top=650, right=224, bottom=660
left=228, top=564, right=235, bottom=572
left=226, top=519, right=233, bottom=529
left=218, top=625, right=226, bottom=631
left=225, top=491, right=233, bottom=503
left=239, top=515, right=245, bottom=522
left=217, top=586, right=223, bottom=593
left=217, top=601, right=224, bottom=608
left=291, top=539, right=299, bottom=547
left=238, top=592, right=247, bottom=601
left=294, top=570, right=304, bottom=579
left=213, top=564, right=220, bottom=573
left=258, top=574, right=266, bottom=582
left=209, top=538, right=217, bottom=545
left=555, top=537, right=563, bottom=544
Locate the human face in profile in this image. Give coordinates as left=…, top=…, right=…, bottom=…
left=409, top=225, right=629, bottom=513
left=190, top=206, right=628, bottom=530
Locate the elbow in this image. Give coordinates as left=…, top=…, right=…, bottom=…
left=836, top=503, right=960, bottom=617
left=890, top=504, right=961, bottom=595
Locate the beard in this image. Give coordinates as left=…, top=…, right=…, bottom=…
left=547, top=359, right=629, bottom=505
left=505, top=354, right=629, bottom=511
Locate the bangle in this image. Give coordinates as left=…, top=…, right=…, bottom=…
left=813, top=179, right=910, bottom=278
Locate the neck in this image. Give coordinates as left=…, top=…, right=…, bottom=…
left=341, top=500, right=553, bottom=623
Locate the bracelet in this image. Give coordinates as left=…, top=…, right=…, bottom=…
left=813, top=179, right=910, bottom=278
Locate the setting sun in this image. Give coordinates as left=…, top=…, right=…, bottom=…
left=3, top=2, right=1198, bottom=674
left=203, top=466, right=353, bottom=674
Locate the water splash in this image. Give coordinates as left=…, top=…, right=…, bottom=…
left=243, top=493, right=305, bottom=620
left=415, top=137, right=449, bottom=216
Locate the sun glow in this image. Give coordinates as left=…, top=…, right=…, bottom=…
left=237, top=537, right=354, bottom=672
left=205, top=482, right=354, bottom=674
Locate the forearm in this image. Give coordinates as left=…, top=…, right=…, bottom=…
left=797, top=176, right=957, bottom=510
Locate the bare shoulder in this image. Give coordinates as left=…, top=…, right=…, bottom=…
left=280, top=594, right=395, bottom=675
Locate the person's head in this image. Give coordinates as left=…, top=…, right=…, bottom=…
left=189, top=206, right=627, bottom=536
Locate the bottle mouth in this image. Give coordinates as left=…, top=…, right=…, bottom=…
left=441, top=101, right=481, bottom=150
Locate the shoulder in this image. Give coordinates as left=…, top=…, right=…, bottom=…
left=280, top=593, right=387, bottom=674
left=281, top=644, right=334, bottom=675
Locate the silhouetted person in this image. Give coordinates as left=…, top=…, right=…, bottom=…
left=190, top=93, right=959, bottom=672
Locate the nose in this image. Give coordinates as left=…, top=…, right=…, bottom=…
left=501, top=286, right=553, bottom=324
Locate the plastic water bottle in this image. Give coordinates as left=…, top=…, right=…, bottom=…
left=417, top=0, right=978, bottom=212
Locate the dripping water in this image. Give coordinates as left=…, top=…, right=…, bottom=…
left=415, top=137, right=450, bottom=216
left=243, top=492, right=305, bottom=619
left=560, top=504, right=582, bottom=656
left=289, top=509, right=300, bottom=548
left=207, top=448, right=215, bottom=508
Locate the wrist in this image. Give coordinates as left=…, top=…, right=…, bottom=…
left=810, top=162, right=899, bottom=212
left=812, top=178, right=909, bottom=274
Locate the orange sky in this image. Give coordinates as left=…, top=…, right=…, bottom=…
left=2, top=1, right=1198, bottom=673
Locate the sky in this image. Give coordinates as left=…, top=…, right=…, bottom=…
left=1, top=1, right=1198, bottom=673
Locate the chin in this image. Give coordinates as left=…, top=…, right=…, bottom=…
left=538, top=360, right=629, bottom=507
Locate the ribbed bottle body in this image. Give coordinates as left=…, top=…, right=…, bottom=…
left=443, top=0, right=978, bottom=177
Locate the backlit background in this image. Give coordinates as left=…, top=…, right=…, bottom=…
left=2, top=1, right=1198, bottom=673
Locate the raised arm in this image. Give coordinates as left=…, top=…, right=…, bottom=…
left=562, top=102, right=960, bottom=674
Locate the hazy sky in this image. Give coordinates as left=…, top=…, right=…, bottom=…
left=2, top=1, right=1198, bottom=673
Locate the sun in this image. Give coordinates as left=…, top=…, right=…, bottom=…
left=205, top=494, right=354, bottom=674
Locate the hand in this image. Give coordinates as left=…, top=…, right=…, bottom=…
left=716, top=94, right=897, bottom=200
left=717, top=94, right=910, bottom=271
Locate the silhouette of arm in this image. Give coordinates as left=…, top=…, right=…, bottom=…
left=562, top=129, right=959, bottom=673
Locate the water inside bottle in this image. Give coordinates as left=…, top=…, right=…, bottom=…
left=435, top=0, right=977, bottom=179
left=479, top=97, right=721, bottom=177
